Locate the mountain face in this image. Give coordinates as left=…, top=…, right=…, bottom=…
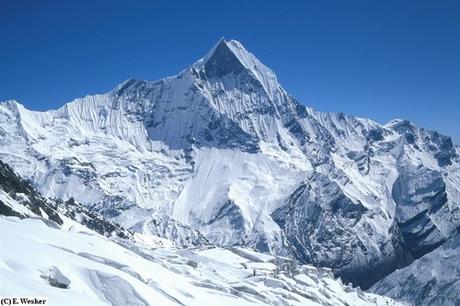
left=1, top=39, right=459, bottom=290
left=372, top=232, right=460, bottom=306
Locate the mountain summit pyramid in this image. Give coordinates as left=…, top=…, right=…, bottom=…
left=1, top=39, right=459, bottom=290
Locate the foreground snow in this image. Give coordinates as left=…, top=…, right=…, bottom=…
left=0, top=214, right=399, bottom=306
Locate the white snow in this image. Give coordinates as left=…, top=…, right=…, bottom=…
left=0, top=214, right=400, bottom=306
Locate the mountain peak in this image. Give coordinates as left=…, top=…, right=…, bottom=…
left=202, top=38, right=246, bottom=79
left=199, top=38, right=280, bottom=99
left=214, top=37, right=228, bottom=50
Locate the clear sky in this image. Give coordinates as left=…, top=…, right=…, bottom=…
left=1, top=0, right=459, bottom=142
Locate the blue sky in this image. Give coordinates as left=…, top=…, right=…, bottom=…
left=1, top=0, right=459, bottom=142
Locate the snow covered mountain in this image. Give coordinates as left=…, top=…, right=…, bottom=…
left=0, top=159, right=400, bottom=306
left=1, top=38, right=459, bottom=291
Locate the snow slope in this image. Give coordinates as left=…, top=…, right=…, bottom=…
left=0, top=39, right=459, bottom=289
left=1, top=215, right=404, bottom=306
